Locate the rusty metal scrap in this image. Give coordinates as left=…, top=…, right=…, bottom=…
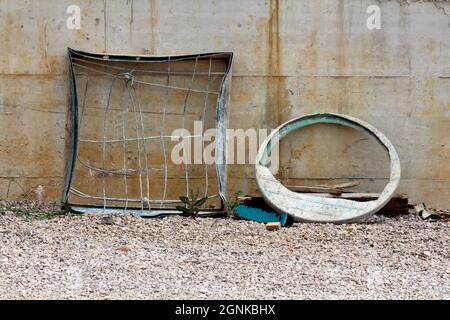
left=255, top=113, right=402, bottom=224
left=64, top=48, right=233, bottom=216
left=415, top=203, right=450, bottom=221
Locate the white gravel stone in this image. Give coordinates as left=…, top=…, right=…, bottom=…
left=0, top=206, right=449, bottom=299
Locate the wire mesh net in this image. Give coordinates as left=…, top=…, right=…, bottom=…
left=64, top=49, right=233, bottom=215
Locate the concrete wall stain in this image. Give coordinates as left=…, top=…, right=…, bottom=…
left=150, top=0, right=159, bottom=54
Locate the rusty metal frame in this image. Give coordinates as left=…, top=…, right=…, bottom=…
left=63, top=48, right=233, bottom=216
left=255, top=113, right=401, bottom=224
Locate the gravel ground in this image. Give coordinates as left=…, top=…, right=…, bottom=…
left=0, top=202, right=449, bottom=300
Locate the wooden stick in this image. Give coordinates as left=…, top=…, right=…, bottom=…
left=286, top=181, right=359, bottom=195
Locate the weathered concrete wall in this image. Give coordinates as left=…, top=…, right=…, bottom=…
left=0, top=0, right=449, bottom=207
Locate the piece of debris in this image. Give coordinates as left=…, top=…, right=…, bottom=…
left=237, top=196, right=252, bottom=202
left=116, top=245, right=131, bottom=253
left=415, top=203, right=431, bottom=219
left=266, top=222, right=281, bottom=231
left=415, top=203, right=450, bottom=221
left=101, top=216, right=116, bottom=225
left=34, top=185, right=45, bottom=204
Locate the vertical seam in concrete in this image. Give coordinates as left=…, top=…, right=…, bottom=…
left=103, top=0, right=107, bottom=53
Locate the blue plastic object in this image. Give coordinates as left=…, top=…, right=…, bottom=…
left=235, top=202, right=292, bottom=227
